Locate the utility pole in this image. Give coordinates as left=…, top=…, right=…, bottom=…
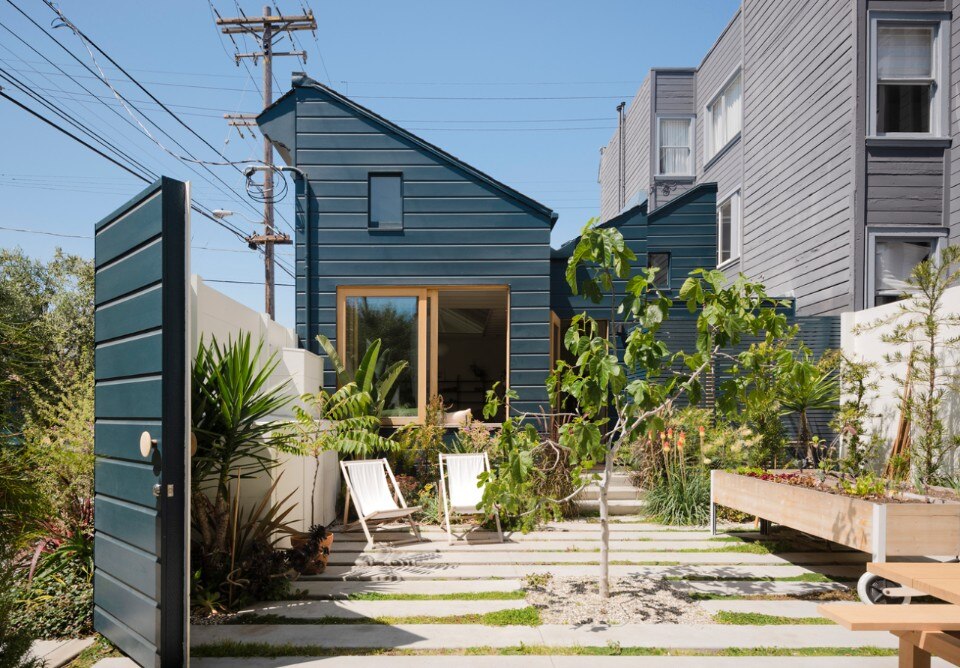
left=215, top=6, right=316, bottom=319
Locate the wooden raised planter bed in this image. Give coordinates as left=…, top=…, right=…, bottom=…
left=710, top=470, right=960, bottom=560
left=710, top=470, right=960, bottom=603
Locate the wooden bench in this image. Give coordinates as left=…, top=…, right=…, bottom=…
left=820, top=603, right=960, bottom=667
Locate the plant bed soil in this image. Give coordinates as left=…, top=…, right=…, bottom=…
left=737, top=469, right=960, bottom=504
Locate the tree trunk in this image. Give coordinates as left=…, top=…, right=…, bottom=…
left=599, top=448, right=613, bottom=598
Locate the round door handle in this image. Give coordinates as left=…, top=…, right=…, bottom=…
left=140, top=431, right=157, bottom=458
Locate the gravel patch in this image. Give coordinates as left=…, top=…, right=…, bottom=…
left=524, top=574, right=712, bottom=626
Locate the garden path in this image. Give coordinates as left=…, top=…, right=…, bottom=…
left=180, top=516, right=947, bottom=667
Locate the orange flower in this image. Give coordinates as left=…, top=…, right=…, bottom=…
left=659, top=431, right=666, bottom=442
left=698, top=425, right=706, bottom=435
left=667, top=428, right=674, bottom=440
left=677, top=432, right=686, bottom=450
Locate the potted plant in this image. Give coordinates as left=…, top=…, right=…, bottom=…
left=289, top=524, right=334, bottom=575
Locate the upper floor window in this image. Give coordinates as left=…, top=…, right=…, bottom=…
left=657, top=117, right=693, bottom=176
left=870, top=16, right=947, bottom=137
left=717, top=190, right=741, bottom=267
left=369, top=173, right=403, bottom=230
left=705, top=71, right=742, bottom=162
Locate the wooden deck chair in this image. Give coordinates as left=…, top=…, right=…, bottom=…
left=439, top=452, right=503, bottom=544
left=340, top=458, right=422, bottom=548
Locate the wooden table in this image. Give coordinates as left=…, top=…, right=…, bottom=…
left=866, top=563, right=960, bottom=667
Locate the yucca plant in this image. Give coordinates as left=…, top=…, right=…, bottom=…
left=191, top=334, right=293, bottom=598
left=779, top=352, right=839, bottom=465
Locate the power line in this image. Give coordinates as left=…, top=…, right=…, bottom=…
left=5, top=0, right=283, bottom=231
left=0, top=89, right=148, bottom=182
left=0, top=224, right=91, bottom=239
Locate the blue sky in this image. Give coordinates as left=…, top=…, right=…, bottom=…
left=0, top=0, right=740, bottom=329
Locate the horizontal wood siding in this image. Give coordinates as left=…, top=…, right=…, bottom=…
left=600, top=77, right=651, bottom=222
left=696, top=9, right=743, bottom=238
left=866, top=148, right=945, bottom=226
left=951, top=11, right=960, bottom=244
left=293, top=86, right=553, bottom=414
left=741, top=0, right=857, bottom=315
left=655, top=71, right=696, bottom=115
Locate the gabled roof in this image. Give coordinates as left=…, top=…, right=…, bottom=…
left=257, top=73, right=558, bottom=226
left=550, top=182, right=719, bottom=259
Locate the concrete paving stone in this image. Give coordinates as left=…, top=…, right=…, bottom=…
left=243, top=599, right=530, bottom=619
left=190, top=622, right=897, bottom=650
left=671, top=580, right=850, bottom=597
left=698, top=599, right=857, bottom=618
left=331, top=550, right=866, bottom=567
left=29, top=638, right=94, bottom=668
left=92, top=660, right=138, bottom=668
left=575, top=500, right=648, bottom=515
left=296, top=578, right=525, bottom=598
left=312, top=563, right=863, bottom=581
left=191, top=658, right=952, bottom=668
left=333, top=539, right=731, bottom=552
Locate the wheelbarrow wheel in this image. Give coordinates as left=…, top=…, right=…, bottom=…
left=857, top=572, right=911, bottom=605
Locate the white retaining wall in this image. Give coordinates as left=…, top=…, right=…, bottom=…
left=190, top=275, right=339, bottom=531
left=840, top=284, right=960, bottom=470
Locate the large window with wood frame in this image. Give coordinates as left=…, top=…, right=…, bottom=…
left=338, top=286, right=508, bottom=424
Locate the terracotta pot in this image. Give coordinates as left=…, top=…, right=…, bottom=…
left=290, top=532, right=334, bottom=575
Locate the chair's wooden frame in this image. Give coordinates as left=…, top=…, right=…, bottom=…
left=439, top=452, right=503, bottom=544
left=340, top=458, right=423, bottom=548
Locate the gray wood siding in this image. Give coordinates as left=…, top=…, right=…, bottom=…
left=696, top=9, right=743, bottom=225
left=654, top=71, right=696, bottom=115
left=866, top=147, right=945, bottom=226
left=291, top=86, right=553, bottom=414
left=950, top=10, right=960, bottom=244
left=740, top=0, right=857, bottom=316
left=600, top=76, right=651, bottom=222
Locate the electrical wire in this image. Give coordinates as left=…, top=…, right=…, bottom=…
left=5, top=0, right=285, bottom=231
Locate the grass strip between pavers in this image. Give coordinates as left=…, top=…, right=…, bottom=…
left=344, top=591, right=527, bottom=601
left=712, top=611, right=834, bottom=625
left=191, top=643, right=897, bottom=658
left=228, top=607, right=541, bottom=627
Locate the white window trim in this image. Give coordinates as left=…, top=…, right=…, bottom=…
left=865, top=227, right=948, bottom=307
left=867, top=11, right=950, bottom=139
left=703, top=66, right=743, bottom=165
left=655, top=115, right=695, bottom=177
left=716, top=187, right=742, bottom=269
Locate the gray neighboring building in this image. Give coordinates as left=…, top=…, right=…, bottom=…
left=599, top=0, right=958, bottom=315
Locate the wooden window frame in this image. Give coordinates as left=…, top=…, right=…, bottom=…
left=704, top=67, right=742, bottom=164
left=867, top=12, right=950, bottom=140
left=337, top=285, right=510, bottom=426
left=716, top=188, right=742, bottom=268
left=655, top=115, right=695, bottom=177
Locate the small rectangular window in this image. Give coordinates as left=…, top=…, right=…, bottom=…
left=657, top=118, right=693, bottom=176
left=871, top=18, right=944, bottom=136
left=369, top=174, right=403, bottom=230
left=717, top=191, right=741, bottom=266
left=870, top=234, right=944, bottom=306
left=648, top=252, right=671, bottom=290
left=705, top=71, right=742, bottom=161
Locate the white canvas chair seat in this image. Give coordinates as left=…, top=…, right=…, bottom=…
left=439, top=453, right=503, bottom=543
left=341, top=458, right=422, bottom=547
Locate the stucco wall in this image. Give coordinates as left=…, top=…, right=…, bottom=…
left=841, top=285, right=960, bottom=471
left=190, top=275, right=338, bottom=530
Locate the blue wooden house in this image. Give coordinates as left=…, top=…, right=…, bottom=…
left=258, top=74, right=836, bottom=425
